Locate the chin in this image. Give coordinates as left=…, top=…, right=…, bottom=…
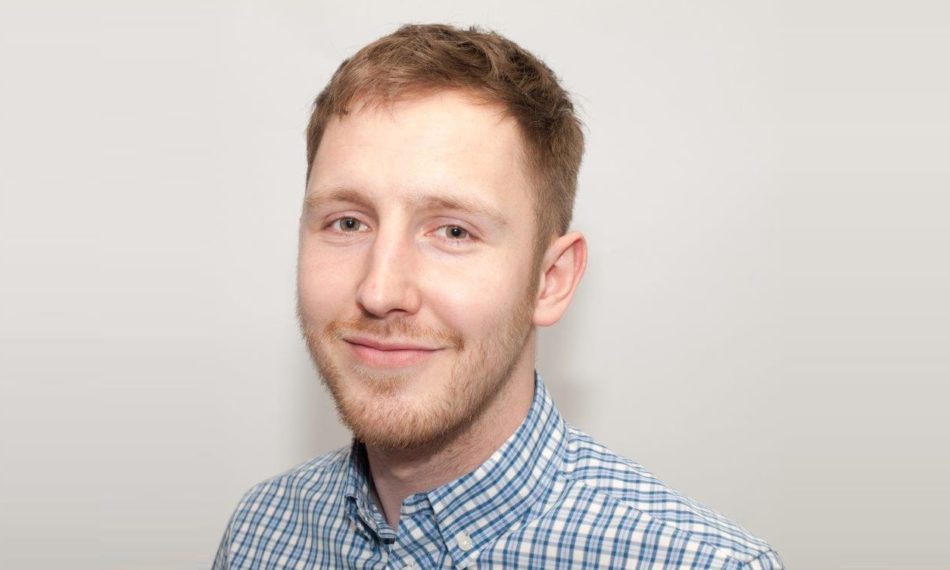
left=319, top=383, right=430, bottom=450
left=319, top=354, right=474, bottom=449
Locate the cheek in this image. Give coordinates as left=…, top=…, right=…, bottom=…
left=297, top=248, right=359, bottom=321
left=422, top=255, right=531, bottom=336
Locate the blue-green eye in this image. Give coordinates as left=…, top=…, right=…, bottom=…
left=332, top=217, right=366, bottom=232
left=439, top=225, right=470, bottom=240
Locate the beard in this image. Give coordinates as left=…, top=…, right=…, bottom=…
left=299, top=293, right=535, bottom=451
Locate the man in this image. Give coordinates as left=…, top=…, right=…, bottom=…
left=214, top=24, right=782, bottom=569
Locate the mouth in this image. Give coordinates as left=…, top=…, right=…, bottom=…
left=343, top=336, right=444, bottom=368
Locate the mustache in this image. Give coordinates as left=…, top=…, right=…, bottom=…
left=322, top=317, right=465, bottom=350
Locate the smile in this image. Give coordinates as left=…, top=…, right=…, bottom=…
left=344, top=338, right=443, bottom=368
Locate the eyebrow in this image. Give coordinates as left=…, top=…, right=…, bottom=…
left=305, top=187, right=508, bottom=228
left=304, top=188, right=372, bottom=212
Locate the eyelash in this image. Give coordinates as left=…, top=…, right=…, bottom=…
left=329, top=217, right=369, bottom=233
left=433, top=225, right=471, bottom=241
left=327, top=217, right=474, bottom=242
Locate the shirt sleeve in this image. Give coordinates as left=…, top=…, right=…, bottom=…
left=211, top=511, right=234, bottom=570
left=735, top=548, right=784, bottom=570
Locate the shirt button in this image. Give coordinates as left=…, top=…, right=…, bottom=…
left=456, top=531, right=473, bottom=551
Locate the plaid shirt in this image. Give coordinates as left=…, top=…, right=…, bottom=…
left=214, top=372, right=782, bottom=569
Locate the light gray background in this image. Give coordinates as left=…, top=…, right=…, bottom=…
left=1, top=1, right=948, bottom=569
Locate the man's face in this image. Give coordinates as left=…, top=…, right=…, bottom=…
left=297, top=90, right=540, bottom=449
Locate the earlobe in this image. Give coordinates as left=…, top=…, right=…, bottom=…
left=533, top=232, right=588, bottom=327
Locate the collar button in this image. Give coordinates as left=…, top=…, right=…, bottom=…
left=455, top=531, right=473, bottom=551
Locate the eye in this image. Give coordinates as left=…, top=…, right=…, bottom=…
left=330, top=217, right=369, bottom=232
left=435, top=225, right=471, bottom=241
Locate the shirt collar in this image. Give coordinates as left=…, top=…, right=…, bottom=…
left=344, top=371, right=568, bottom=561
left=344, top=437, right=397, bottom=542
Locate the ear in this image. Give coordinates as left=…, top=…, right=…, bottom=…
left=533, top=231, right=588, bottom=327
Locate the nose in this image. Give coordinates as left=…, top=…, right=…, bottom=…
left=355, top=227, right=422, bottom=318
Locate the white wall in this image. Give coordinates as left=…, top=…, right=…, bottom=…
left=1, top=1, right=947, bottom=568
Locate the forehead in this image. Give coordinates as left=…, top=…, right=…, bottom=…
left=307, top=90, right=534, bottom=212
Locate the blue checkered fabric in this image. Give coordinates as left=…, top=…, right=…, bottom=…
left=214, top=372, right=782, bottom=569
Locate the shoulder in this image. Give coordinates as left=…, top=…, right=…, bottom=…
left=234, top=446, right=349, bottom=511
left=218, top=447, right=350, bottom=540
left=558, top=427, right=782, bottom=569
left=214, top=448, right=352, bottom=568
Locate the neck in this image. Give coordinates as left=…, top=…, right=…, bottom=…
left=364, top=340, right=537, bottom=528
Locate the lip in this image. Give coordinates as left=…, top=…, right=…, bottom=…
left=344, top=336, right=443, bottom=368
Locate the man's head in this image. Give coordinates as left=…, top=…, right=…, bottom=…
left=297, top=24, right=586, bottom=451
